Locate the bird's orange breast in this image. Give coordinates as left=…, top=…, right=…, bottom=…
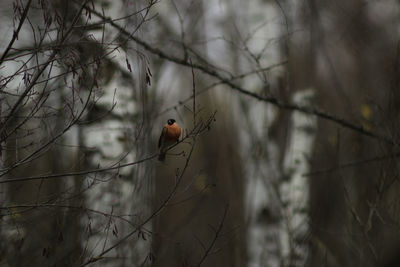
left=165, top=123, right=181, bottom=141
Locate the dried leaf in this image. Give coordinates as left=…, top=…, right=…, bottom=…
left=126, top=58, right=132, bottom=73
left=112, top=224, right=118, bottom=237
left=149, top=251, right=155, bottom=262
left=146, top=72, right=151, bottom=86
left=361, top=104, right=372, bottom=120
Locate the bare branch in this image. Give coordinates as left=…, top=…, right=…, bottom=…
left=79, top=112, right=215, bottom=266
left=0, top=0, right=91, bottom=141
left=196, top=205, right=229, bottom=267
left=85, top=5, right=395, bottom=145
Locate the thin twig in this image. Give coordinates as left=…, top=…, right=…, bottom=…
left=303, top=151, right=400, bottom=176
left=0, top=0, right=33, bottom=65
left=190, top=58, right=196, bottom=126
left=0, top=153, right=156, bottom=184
left=196, top=205, right=229, bottom=267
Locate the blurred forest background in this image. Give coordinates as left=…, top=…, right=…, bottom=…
left=1, top=0, right=400, bottom=266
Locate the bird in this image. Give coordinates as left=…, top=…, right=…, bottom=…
left=158, top=119, right=182, bottom=161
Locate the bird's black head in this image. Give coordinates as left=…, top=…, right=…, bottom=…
left=167, top=119, right=176, bottom=125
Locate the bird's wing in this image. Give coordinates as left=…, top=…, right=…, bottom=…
left=158, top=126, right=167, bottom=148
